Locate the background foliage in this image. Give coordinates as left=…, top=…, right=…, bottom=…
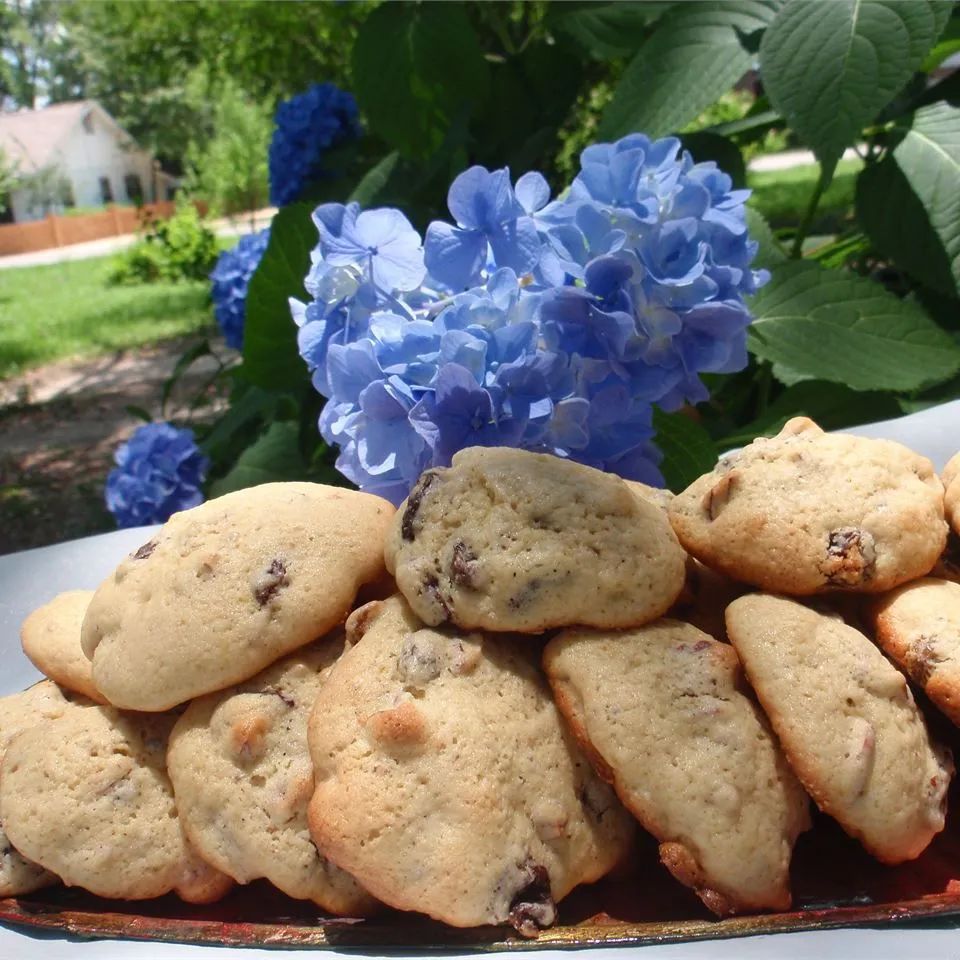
left=3, top=0, right=959, bottom=498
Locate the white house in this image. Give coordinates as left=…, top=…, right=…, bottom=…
left=0, top=100, right=177, bottom=223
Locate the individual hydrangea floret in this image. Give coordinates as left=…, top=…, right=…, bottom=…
left=209, top=228, right=270, bottom=350
left=105, top=423, right=209, bottom=528
left=292, top=133, right=767, bottom=503
left=268, top=83, right=361, bottom=208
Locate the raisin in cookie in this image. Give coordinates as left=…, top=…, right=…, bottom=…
left=81, top=482, right=394, bottom=711
left=307, top=595, right=634, bottom=936
left=668, top=418, right=946, bottom=596
left=0, top=682, right=73, bottom=896
left=870, top=578, right=960, bottom=727
left=168, top=634, right=375, bottom=915
left=727, top=594, right=952, bottom=863
left=385, top=447, right=686, bottom=633
left=21, top=591, right=106, bottom=703
left=544, top=621, right=810, bottom=915
left=945, top=452, right=960, bottom=534
left=1, top=704, right=232, bottom=902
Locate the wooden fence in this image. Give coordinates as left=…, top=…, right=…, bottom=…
left=0, top=202, right=179, bottom=257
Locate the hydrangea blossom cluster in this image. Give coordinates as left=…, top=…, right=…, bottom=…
left=269, top=83, right=361, bottom=207
left=209, top=228, right=270, bottom=350
left=293, top=133, right=767, bottom=505
left=105, top=423, right=209, bottom=528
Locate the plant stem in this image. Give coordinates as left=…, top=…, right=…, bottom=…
left=755, top=361, right=773, bottom=417
left=789, top=163, right=833, bottom=259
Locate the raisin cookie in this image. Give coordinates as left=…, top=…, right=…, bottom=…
left=945, top=452, right=960, bottom=534
left=307, top=596, right=634, bottom=936
left=81, top=482, right=394, bottom=711
left=20, top=591, right=106, bottom=703
left=0, top=682, right=73, bottom=896
left=385, top=447, right=686, bottom=632
left=727, top=594, right=952, bottom=863
left=668, top=418, right=946, bottom=595
left=1, top=704, right=232, bottom=902
left=870, top=578, right=960, bottom=727
left=544, top=621, right=810, bottom=915
left=168, top=634, right=375, bottom=914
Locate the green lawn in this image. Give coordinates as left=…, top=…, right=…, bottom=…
left=748, top=157, right=863, bottom=233
left=0, top=255, right=215, bottom=379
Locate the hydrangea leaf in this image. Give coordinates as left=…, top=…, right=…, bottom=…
left=352, top=2, right=489, bottom=159
left=599, top=1, right=783, bottom=140
left=856, top=102, right=960, bottom=298
left=210, top=421, right=310, bottom=497
left=242, top=204, right=314, bottom=391
left=719, top=380, right=902, bottom=448
left=747, top=260, right=960, bottom=392
left=652, top=408, right=720, bottom=493
left=349, top=151, right=401, bottom=207
left=551, top=2, right=674, bottom=60
left=759, top=0, right=951, bottom=176
left=745, top=206, right=788, bottom=269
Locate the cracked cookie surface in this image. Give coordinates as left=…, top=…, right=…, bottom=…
left=727, top=594, right=952, bottom=863
left=306, top=595, right=634, bottom=934
left=1, top=703, right=232, bottom=901
left=81, top=482, right=394, bottom=710
left=668, top=418, right=946, bottom=595
left=168, top=633, right=376, bottom=914
left=20, top=591, right=106, bottom=703
left=870, top=577, right=960, bottom=728
left=544, top=620, right=809, bottom=916
left=385, top=447, right=686, bottom=633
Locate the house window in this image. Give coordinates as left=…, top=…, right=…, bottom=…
left=124, top=173, right=144, bottom=203
left=99, top=176, right=114, bottom=203
left=82, top=112, right=95, bottom=134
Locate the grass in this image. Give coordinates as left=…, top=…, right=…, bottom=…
left=748, top=157, right=863, bottom=234
left=0, top=255, right=214, bottom=379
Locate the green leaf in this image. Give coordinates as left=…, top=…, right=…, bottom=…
left=653, top=408, right=720, bottom=493
left=760, top=0, right=951, bottom=176
left=241, top=203, right=313, bottom=392
left=921, top=13, right=960, bottom=71
left=856, top=102, right=960, bottom=296
left=679, top=132, right=746, bottom=187
left=552, top=2, right=673, bottom=60
left=351, top=2, right=489, bottom=158
left=599, top=1, right=782, bottom=140
left=124, top=405, right=153, bottom=424
left=200, top=383, right=279, bottom=464
left=745, top=206, right=788, bottom=269
left=349, top=151, right=401, bottom=207
left=719, top=380, right=902, bottom=447
left=747, top=260, right=960, bottom=391
left=209, top=421, right=309, bottom=497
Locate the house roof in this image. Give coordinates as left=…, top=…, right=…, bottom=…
left=0, top=100, right=131, bottom=172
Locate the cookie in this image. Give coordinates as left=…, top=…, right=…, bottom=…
left=307, top=596, right=635, bottom=935
left=1, top=703, right=232, bottom=902
left=384, top=447, right=687, bottom=633
left=870, top=578, right=960, bottom=727
left=544, top=621, right=810, bottom=915
left=0, top=681, right=73, bottom=896
left=945, top=452, right=960, bottom=534
left=668, top=559, right=746, bottom=642
left=726, top=594, right=952, bottom=863
left=931, top=531, right=960, bottom=584
left=20, top=591, right=106, bottom=703
left=624, top=479, right=675, bottom=511
left=81, top=482, right=394, bottom=711
left=668, top=418, right=947, bottom=595
left=168, top=634, right=375, bottom=914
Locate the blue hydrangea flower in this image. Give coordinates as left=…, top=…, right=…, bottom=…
left=209, top=229, right=270, bottom=350
left=269, top=83, right=361, bottom=207
left=292, top=133, right=767, bottom=503
left=105, top=423, right=209, bottom=528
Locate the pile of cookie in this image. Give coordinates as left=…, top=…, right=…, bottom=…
left=1, top=417, right=959, bottom=938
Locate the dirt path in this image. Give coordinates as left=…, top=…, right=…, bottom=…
left=0, top=337, right=235, bottom=555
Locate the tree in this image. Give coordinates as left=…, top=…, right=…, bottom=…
left=0, top=146, right=19, bottom=214
left=184, top=76, right=272, bottom=219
